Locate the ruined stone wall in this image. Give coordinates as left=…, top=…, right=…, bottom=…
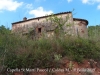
left=12, top=13, right=88, bottom=38
left=12, top=13, right=73, bottom=37
left=73, top=20, right=88, bottom=38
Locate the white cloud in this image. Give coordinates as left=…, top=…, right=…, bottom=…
left=82, top=0, right=100, bottom=4
left=35, top=0, right=46, bottom=2
left=82, top=0, right=100, bottom=10
left=97, top=4, right=100, bottom=9
left=29, top=7, right=53, bottom=17
left=0, top=0, right=23, bottom=11
left=82, top=0, right=88, bottom=4
left=26, top=4, right=33, bottom=10
left=67, top=0, right=72, bottom=3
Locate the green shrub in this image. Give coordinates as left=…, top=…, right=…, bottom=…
left=0, top=25, right=100, bottom=71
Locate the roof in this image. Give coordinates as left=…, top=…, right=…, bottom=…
left=73, top=18, right=88, bottom=25
left=12, top=11, right=72, bottom=24
left=12, top=11, right=88, bottom=25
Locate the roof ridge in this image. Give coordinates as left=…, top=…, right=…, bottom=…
left=12, top=11, right=72, bottom=24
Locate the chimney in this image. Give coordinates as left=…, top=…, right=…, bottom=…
left=23, top=17, right=27, bottom=21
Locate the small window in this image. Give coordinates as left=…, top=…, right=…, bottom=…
left=38, top=28, right=41, bottom=33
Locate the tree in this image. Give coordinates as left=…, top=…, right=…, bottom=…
left=88, top=25, right=100, bottom=39
left=0, top=25, right=11, bottom=74
left=46, top=13, right=73, bottom=37
left=0, top=25, right=11, bottom=35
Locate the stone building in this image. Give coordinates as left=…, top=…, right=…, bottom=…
left=12, top=11, right=88, bottom=39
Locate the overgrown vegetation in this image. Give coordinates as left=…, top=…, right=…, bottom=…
left=88, top=25, right=100, bottom=40
left=0, top=24, right=100, bottom=71
left=0, top=16, right=100, bottom=75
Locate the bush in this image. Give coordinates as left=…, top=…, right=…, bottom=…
left=0, top=25, right=100, bottom=71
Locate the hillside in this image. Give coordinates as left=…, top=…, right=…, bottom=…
left=0, top=25, right=100, bottom=75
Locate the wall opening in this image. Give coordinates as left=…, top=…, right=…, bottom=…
left=38, top=28, right=41, bottom=33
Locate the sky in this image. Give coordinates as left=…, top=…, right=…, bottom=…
left=0, top=0, right=100, bottom=29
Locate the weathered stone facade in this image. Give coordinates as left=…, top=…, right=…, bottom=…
left=12, top=11, right=88, bottom=38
